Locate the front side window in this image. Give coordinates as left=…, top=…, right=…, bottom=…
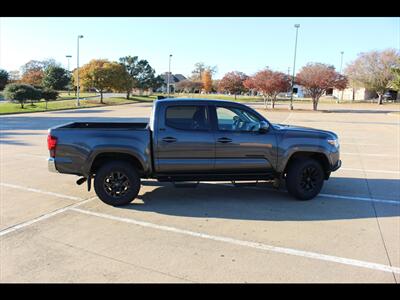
left=216, top=106, right=262, bottom=132
left=166, top=105, right=210, bottom=131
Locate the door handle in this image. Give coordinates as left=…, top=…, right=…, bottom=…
left=217, top=137, right=232, bottom=143
left=162, top=137, right=177, bottom=143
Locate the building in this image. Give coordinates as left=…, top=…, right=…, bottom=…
left=157, top=72, right=187, bottom=93
left=332, top=87, right=378, bottom=101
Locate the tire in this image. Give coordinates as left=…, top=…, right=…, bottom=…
left=94, top=161, right=141, bottom=206
left=285, top=158, right=324, bottom=200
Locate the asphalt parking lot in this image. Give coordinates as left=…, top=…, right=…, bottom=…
left=1, top=101, right=399, bottom=283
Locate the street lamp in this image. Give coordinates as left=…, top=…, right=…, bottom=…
left=339, top=51, right=344, bottom=74
left=289, top=24, right=300, bottom=110
left=338, top=51, right=344, bottom=103
left=76, top=35, right=84, bottom=107
left=66, top=55, right=72, bottom=95
left=167, top=54, right=172, bottom=97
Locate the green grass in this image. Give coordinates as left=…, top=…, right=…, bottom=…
left=0, top=98, right=140, bottom=115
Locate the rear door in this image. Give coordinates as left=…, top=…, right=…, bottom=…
left=212, top=104, right=277, bottom=173
left=155, top=103, right=215, bottom=173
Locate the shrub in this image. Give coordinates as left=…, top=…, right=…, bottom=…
left=42, top=88, right=59, bottom=101
left=3, top=83, right=41, bottom=108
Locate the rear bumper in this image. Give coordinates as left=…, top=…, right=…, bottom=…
left=48, top=157, right=58, bottom=173
left=331, top=159, right=341, bottom=172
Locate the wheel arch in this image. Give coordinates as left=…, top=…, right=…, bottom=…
left=283, top=151, right=331, bottom=179
left=89, top=152, right=145, bottom=176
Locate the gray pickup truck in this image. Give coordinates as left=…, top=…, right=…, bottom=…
left=48, top=99, right=341, bottom=206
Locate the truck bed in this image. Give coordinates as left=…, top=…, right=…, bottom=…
left=49, top=121, right=153, bottom=177
left=55, top=122, right=149, bottom=130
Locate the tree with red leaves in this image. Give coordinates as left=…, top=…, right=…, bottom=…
left=218, top=71, right=248, bottom=99
left=243, top=76, right=257, bottom=96
left=247, top=69, right=291, bottom=109
left=296, top=63, right=347, bottom=110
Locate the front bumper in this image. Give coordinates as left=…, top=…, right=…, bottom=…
left=331, top=159, right=342, bottom=172
left=48, top=157, right=59, bottom=173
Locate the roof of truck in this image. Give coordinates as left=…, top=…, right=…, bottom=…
left=154, top=98, right=246, bottom=106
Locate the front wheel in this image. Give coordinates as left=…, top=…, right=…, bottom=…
left=94, top=161, right=141, bottom=206
left=285, top=158, right=324, bottom=200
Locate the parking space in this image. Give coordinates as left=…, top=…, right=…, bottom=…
left=1, top=102, right=399, bottom=282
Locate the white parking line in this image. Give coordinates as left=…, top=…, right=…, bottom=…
left=0, top=182, right=83, bottom=201
left=318, top=194, right=399, bottom=205
left=217, top=183, right=399, bottom=205
left=70, top=207, right=400, bottom=275
left=341, top=167, right=400, bottom=175
left=0, top=198, right=95, bottom=237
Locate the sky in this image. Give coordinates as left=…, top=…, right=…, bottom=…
left=0, top=17, right=399, bottom=79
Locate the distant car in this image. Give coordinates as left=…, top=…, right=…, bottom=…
left=383, top=90, right=397, bottom=101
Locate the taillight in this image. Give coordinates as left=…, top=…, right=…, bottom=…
left=47, top=134, right=57, bottom=157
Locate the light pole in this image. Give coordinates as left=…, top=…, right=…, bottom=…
left=289, top=24, right=300, bottom=110
left=167, top=54, right=172, bottom=97
left=76, top=35, right=84, bottom=107
left=66, top=55, right=72, bottom=95
left=338, top=51, right=344, bottom=103
left=339, top=51, right=344, bottom=74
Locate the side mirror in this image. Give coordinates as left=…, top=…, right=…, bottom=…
left=259, top=121, right=270, bottom=133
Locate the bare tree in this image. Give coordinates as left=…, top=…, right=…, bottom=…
left=345, top=49, right=400, bottom=104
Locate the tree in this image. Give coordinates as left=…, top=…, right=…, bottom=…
left=119, top=56, right=139, bottom=98
left=20, top=59, right=59, bottom=75
left=247, top=69, right=291, bottom=109
left=175, top=80, right=203, bottom=93
left=0, top=69, right=9, bottom=90
left=119, top=56, right=160, bottom=96
left=201, top=70, right=212, bottom=93
left=3, top=83, right=41, bottom=108
left=8, top=70, right=21, bottom=83
left=74, top=59, right=130, bottom=103
left=41, top=88, right=59, bottom=109
left=20, top=69, right=44, bottom=86
left=390, top=65, right=400, bottom=91
left=149, top=75, right=165, bottom=92
left=218, top=71, right=248, bottom=99
left=42, top=65, right=70, bottom=90
left=20, top=59, right=60, bottom=87
left=211, top=79, right=220, bottom=93
left=345, top=49, right=400, bottom=104
left=296, top=63, right=347, bottom=110
left=190, top=62, right=217, bottom=81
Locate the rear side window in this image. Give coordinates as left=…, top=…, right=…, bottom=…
left=165, top=106, right=210, bottom=131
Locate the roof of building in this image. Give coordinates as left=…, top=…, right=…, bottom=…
left=160, top=73, right=187, bottom=84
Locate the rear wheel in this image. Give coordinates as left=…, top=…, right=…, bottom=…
left=94, top=161, right=141, bottom=206
left=285, top=158, right=324, bottom=200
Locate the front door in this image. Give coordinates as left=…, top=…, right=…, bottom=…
left=156, top=104, right=215, bottom=173
left=213, top=105, right=277, bottom=173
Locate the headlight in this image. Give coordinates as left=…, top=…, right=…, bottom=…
left=327, top=138, right=339, bottom=148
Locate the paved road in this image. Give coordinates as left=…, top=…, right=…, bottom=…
left=0, top=102, right=399, bottom=282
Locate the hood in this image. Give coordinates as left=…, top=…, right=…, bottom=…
left=273, top=123, right=338, bottom=139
